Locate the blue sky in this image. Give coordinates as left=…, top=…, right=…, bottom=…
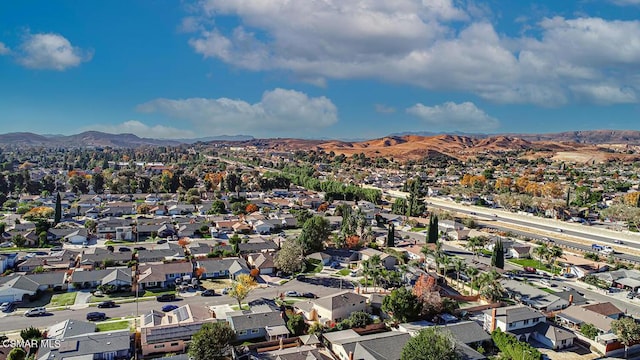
left=1, top=0, right=640, bottom=140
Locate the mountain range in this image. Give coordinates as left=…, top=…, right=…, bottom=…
left=1, top=129, right=640, bottom=163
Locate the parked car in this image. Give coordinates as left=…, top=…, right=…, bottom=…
left=156, top=294, right=176, bottom=302
left=627, top=292, right=636, bottom=299
left=0, top=302, right=14, bottom=312
left=222, top=288, right=230, bottom=295
left=285, top=291, right=301, bottom=297
left=540, top=279, right=552, bottom=287
left=201, top=289, right=216, bottom=297
left=86, top=312, right=106, bottom=321
left=24, top=307, right=47, bottom=317
left=302, top=292, right=317, bottom=299
left=556, top=228, right=563, bottom=232
left=97, top=301, right=116, bottom=308
left=93, top=290, right=104, bottom=297
left=156, top=239, right=167, bottom=244
left=330, top=261, right=340, bottom=269
left=106, top=245, right=114, bottom=252
left=118, top=247, right=131, bottom=252
left=562, top=286, right=573, bottom=292
left=134, top=247, right=146, bottom=251
left=162, top=304, right=179, bottom=312
left=562, top=273, right=575, bottom=278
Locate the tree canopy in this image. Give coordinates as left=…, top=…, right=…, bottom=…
left=188, top=322, right=235, bottom=360
left=382, top=287, right=422, bottom=323
left=401, top=327, right=461, bottom=360
left=297, top=216, right=331, bottom=254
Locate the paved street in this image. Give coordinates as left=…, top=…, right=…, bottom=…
left=0, top=278, right=352, bottom=333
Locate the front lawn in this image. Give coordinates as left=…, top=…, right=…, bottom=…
left=50, top=292, right=77, bottom=307
left=538, top=287, right=556, bottom=294
left=337, top=269, right=351, bottom=276
left=509, top=259, right=561, bottom=274
left=96, top=320, right=131, bottom=332
left=142, top=289, right=176, bottom=297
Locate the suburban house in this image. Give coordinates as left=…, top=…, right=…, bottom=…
left=594, top=269, right=640, bottom=292
left=322, top=329, right=411, bottom=360
left=0, top=276, right=40, bottom=302
left=37, top=329, right=131, bottom=360
left=509, top=246, right=531, bottom=259
left=137, top=243, right=186, bottom=263
left=196, top=258, right=251, bottom=279
left=138, top=261, right=194, bottom=289
left=247, top=253, right=276, bottom=275
left=78, top=248, right=132, bottom=269
left=17, top=250, right=79, bottom=272
left=582, top=302, right=624, bottom=320
left=187, top=243, right=234, bottom=258
left=227, top=307, right=289, bottom=342
left=446, top=228, right=471, bottom=241
left=70, top=268, right=132, bottom=290
left=139, top=304, right=215, bottom=357
left=238, top=239, right=279, bottom=254
left=294, top=291, right=368, bottom=325
left=357, top=248, right=397, bottom=270
left=63, top=228, right=89, bottom=245
left=502, top=279, right=570, bottom=312
left=396, top=321, right=489, bottom=360
left=484, top=305, right=575, bottom=350
left=556, top=303, right=618, bottom=336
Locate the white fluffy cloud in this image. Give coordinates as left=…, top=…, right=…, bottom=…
left=407, top=101, right=499, bottom=131
left=86, top=120, right=196, bottom=139
left=0, top=42, right=9, bottom=55
left=185, top=0, right=640, bottom=106
left=137, top=88, right=338, bottom=137
left=17, top=32, right=92, bottom=70
left=375, top=104, right=396, bottom=114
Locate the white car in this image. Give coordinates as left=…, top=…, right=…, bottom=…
left=24, top=307, right=46, bottom=317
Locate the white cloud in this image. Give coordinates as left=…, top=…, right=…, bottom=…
left=17, top=32, right=92, bottom=70
left=0, top=42, right=9, bottom=55
left=184, top=1, right=640, bottom=106
left=137, top=88, right=338, bottom=137
left=86, top=120, right=196, bottom=139
left=407, top=101, right=499, bottom=131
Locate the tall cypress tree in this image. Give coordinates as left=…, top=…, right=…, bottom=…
left=387, top=223, right=395, bottom=247
left=491, top=239, right=504, bottom=269
left=54, top=192, right=62, bottom=225
left=427, top=215, right=439, bottom=244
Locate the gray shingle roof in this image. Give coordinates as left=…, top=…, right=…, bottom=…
left=38, top=329, right=130, bottom=360
left=229, top=310, right=286, bottom=332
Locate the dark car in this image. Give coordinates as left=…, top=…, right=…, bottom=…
left=627, top=292, right=636, bottom=299
left=302, top=292, right=317, bottom=299
left=118, top=247, right=131, bottom=252
left=134, top=247, right=146, bottom=251
left=201, top=289, right=216, bottom=297
left=162, top=304, right=179, bottom=312
left=106, top=245, right=114, bottom=252
left=156, top=294, right=176, bottom=302
left=97, top=300, right=116, bottom=308
left=156, top=239, right=167, bottom=244
left=86, top=312, right=107, bottom=321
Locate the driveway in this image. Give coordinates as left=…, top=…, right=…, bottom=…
left=73, top=290, right=93, bottom=307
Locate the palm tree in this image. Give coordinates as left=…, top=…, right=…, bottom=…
left=440, top=254, right=452, bottom=278
left=477, top=270, right=504, bottom=302
left=369, top=255, right=382, bottom=291
left=548, top=245, right=563, bottom=271
left=466, top=236, right=487, bottom=260
left=466, top=266, right=479, bottom=295
left=361, top=258, right=372, bottom=292
left=534, top=243, right=549, bottom=268
left=453, top=258, right=466, bottom=290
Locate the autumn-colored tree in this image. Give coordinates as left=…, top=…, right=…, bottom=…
left=494, top=177, right=512, bottom=192
left=346, top=235, right=362, bottom=249
left=413, top=274, right=438, bottom=299
left=24, top=206, right=54, bottom=221
left=317, top=202, right=329, bottom=212
left=137, top=203, right=152, bottom=214
left=250, top=268, right=260, bottom=277
left=178, top=238, right=190, bottom=247
left=623, top=192, right=640, bottom=207
left=195, top=267, right=205, bottom=278
left=515, top=176, right=530, bottom=193
left=245, top=203, right=258, bottom=213
left=228, top=274, right=257, bottom=308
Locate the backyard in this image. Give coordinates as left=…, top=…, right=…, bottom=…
left=509, top=258, right=561, bottom=274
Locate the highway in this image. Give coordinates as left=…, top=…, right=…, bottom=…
left=428, top=200, right=640, bottom=264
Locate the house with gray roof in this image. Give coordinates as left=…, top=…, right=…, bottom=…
left=0, top=275, right=40, bottom=302
left=502, top=279, right=569, bottom=312
left=196, top=257, right=250, bottom=279
left=46, top=319, right=96, bottom=340
left=138, top=261, right=193, bottom=289
left=227, top=309, right=288, bottom=342
left=137, top=243, right=185, bottom=263
left=37, top=329, right=131, bottom=360
left=294, top=291, right=368, bottom=325
left=323, top=329, right=411, bottom=360
left=70, top=268, right=132, bottom=290
left=79, top=247, right=132, bottom=269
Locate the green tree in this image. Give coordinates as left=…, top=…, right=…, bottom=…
left=273, top=240, right=304, bottom=274
left=348, top=311, right=373, bottom=328
left=382, top=287, right=422, bottom=323
left=54, top=192, right=62, bottom=225
left=401, top=327, right=461, bottom=360
left=477, top=270, right=504, bottom=302
left=8, top=347, right=26, bottom=360
left=297, top=216, right=331, bottom=254
left=387, top=223, right=395, bottom=248
left=580, top=323, right=599, bottom=340
left=287, top=314, right=306, bottom=336
left=611, top=316, right=640, bottom=358
left=548, top=245, right=563, bottom=268
left=453, top=258, right=466, bottom=289
left=12, top=234, right=26, bottom=248
left=188, top=322, right=235, bottom=360
left=491, top=239, right=504, bottom=269
left=208, top=200, right=227, bottom=214
left=20, top=326, right=43, bottom=342
left=466, top=266, right=479, bottom=295
left=427, top=215, right=439, bottom=244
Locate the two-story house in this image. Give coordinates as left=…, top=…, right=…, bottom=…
left=294, top=291, right=368, bottom=325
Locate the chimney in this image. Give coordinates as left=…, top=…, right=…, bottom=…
left=349, top=352, right=354, bottom=360
left=490, top=308, right=497, bottom=332
left=569, top=294, right=574, bottom=305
